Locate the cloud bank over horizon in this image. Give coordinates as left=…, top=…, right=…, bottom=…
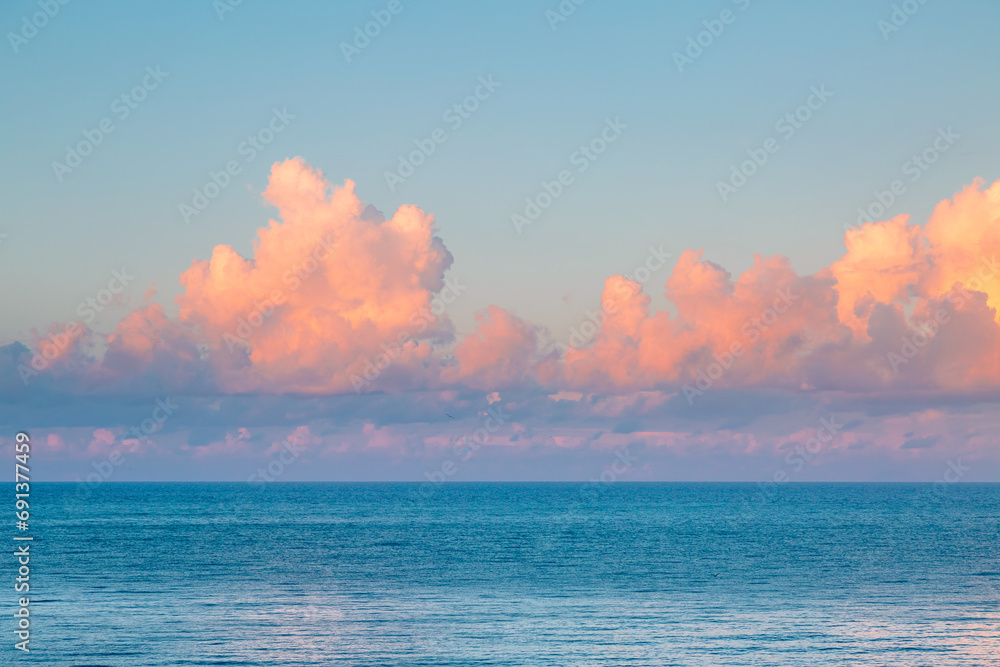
left=5, top=157, right=1000, bottom=482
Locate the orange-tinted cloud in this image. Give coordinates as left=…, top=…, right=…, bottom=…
left=11, top=165, right=1000, bottom=402
left=176, top=157, right=455, bottom=393
left=829, top=214, right=929, bottom=336
left=447, top=305, right=544, bottom=389
left=553, top=178, right=1000, bottom=395
left=919, top=178, right=1000, bottom=308
left=561, top=251, right=841, bottom=392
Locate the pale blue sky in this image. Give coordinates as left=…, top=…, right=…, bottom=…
left=3, top=0, right=999, bottom=344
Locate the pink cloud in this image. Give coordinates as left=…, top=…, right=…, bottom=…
left=86, top=428, right=117, bottom=456
left=15, top=163, right=1000, bottom=407
left=189, top=428, right=253, bottom=459
left=447, top=306, right=545, bottom=389
left=177, top=157, right=455, bottom=393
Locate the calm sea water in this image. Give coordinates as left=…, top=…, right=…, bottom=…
left=13, top=483, right=1000, bottom=665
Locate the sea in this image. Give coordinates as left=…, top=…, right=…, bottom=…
left=12, top=482, right=1000, bottom=666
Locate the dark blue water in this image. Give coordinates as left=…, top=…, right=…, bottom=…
left=12, top=483, right=1000, bottom=665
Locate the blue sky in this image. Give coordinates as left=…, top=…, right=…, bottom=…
left=4, top=0, right=998, bottom=341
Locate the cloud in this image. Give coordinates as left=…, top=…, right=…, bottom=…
left=9, top=386, right=1000, bottom=481
left=561, top=252, right=841, bottom=392
left=556, top=178, right=1000, bottom=396
left=901, top=435, right=938, bottom=450
left=446, top=305, right=546, bottom=389
left=176, top=157, right=456, bottom=393
left=830, top=214, right=928, bottom=336
left=8, top=162, right=1000, bottom=476
left=12, top=161, right=1000, bottom=401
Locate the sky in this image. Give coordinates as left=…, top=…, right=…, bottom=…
left=3, top=0, right=1000, bottom=484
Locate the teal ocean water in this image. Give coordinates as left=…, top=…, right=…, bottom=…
left=15, top=483, right=1000, bottom=665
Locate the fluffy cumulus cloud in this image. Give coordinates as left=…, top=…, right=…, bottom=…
left=446, top=305, right=549, bottom=389
left=177, top=157, right=457, bottom=393
left=6, top=160, right=1000, bottom=477
left=556, top=178, right=1000, bottom=397
left=560, top=255, right=841, bottom=393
